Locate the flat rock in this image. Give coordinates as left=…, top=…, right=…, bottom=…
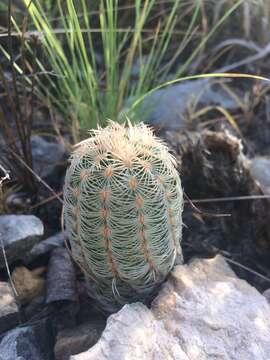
left=0, top=215, right=44, bottom=268
left=0, top=318, right=55, bottom=360
left=249, top=157, right=270, bottom=194
left=54, top=320, right=105, bottom=360
left=72, top=255, right=270, bottom=360
left=135, top=79, right=242, bottom=130
left=0, top=282, right=19, bottom=334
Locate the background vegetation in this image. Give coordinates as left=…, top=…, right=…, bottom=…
left=1, top=0, right=252, bottom=141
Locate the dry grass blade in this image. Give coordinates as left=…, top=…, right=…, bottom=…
left=186, top=194, right=270, bottom=204
left=10, top=150, right=63, bottom=204
left=184, top=192, right=231, bottom=218
left=219, top=42, right=270, bottom=72
left=215, top=106, right=242, bottom=136
left=130, top=72, right=270, bottom=112
left=223, top=256, right=270, bottom=284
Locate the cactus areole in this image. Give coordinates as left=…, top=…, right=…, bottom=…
left=63, top=121, right=183, bottom=312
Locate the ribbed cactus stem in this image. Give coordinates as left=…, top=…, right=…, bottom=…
left=64, top=121, right=183, bottom=312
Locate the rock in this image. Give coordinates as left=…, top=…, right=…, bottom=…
left=24, top=295, right=46, bottom=321
left=71, top=303, right=188, bottom=360
left=5, top=192, right=31, bottom=212
left=46, top=248, right=78, bottom=331
left=31, top=136, right=66, bottom=182
left=76, top=281, right=105, bottom=324
left=27, top=232, right=65, bottom=262
left=46, top=248, right=77, bottom=304
left=135, top=79, right=242, bottom=130
left=263, top=289, right=270, bottom=304
left=130, top=56, right=148, bottom=79
left=0, top=215, right=44, bottom=268
left=0, top=282, right=19, bottom=334
left=11, top=266, right=46, bottom=305
left=0, top=318, right=55, bottom=360
left=249, top=157, right=270, bottom=194
left=54, top=320, right=105, bottom=360
left=72, top=256, right=270, bottom=360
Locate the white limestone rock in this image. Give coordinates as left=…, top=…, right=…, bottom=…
left=71, top=255, right=270, bottom=360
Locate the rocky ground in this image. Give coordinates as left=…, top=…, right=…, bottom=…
left=0, top=79, right=270, bottom=359
left=71, top=256, right=270, bottom=360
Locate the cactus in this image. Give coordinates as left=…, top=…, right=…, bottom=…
left=63, top=121, right=183, bottom=312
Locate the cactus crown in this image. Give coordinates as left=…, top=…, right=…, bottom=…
left=64, top=121, right=183, bottom=312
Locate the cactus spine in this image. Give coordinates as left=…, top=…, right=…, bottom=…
left=64, top=121, right=183, bottom=312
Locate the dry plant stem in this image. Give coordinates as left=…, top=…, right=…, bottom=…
left=224, top=256, right=270, bottom=284
left=187, top=194, right=270, bottom=204
left=21, top=3, right=36, bottom=171
left=10, top=150, right=64, bottom=204
left=213, top=38, right=262, bottom=53
left=219, top=41, right=270, bottom=73
left=0, top=235, right=19, bottom=300
left=30, top=191, right=63, bottom=210
left=0, top=68, right=22, bottom=156
left=185, top=242, right=270, bottom=285
left=0, top=2, right=36, bottom=191
left=8, top=0, right=23, bottom=136
left=8, top=3, right=32, bottom=172
left=184, top=192, right=231, bottom=218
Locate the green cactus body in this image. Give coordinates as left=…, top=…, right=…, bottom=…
left=64, top=121, right=183, bottom=312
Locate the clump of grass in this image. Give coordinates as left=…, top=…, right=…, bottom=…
left=10, top=0, right=244, bottom=141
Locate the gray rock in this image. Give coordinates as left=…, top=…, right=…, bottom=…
left=46, top=248, right=77, bottom=304
left=263, top=289, right=270, bottom=304
left=24, top=295, right=46, bottom=320
left=130, top=56, right=148, bottom=79
left=31, top=136, right=66, bottom=181
left=135, top=79, right=242, bottom=130
left=249, top=157, right=270, bottom=194
left=5, top=192, right=31, bottom=212
left=72, top=256, right=270, bottom=360
left=0, top=318, right=55, bottom=360
left=45, top=248, right=78, bottom=331
left=27, top=232, right=65, bottom=262
left=0, top=215, right=44, bottom=268
left=0, top=282, right=19, bottom=334
left=54, top=320, right=105, bottom=360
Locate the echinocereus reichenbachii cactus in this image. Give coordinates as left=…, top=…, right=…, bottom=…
left=63, top=121, right=183, bottom=312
